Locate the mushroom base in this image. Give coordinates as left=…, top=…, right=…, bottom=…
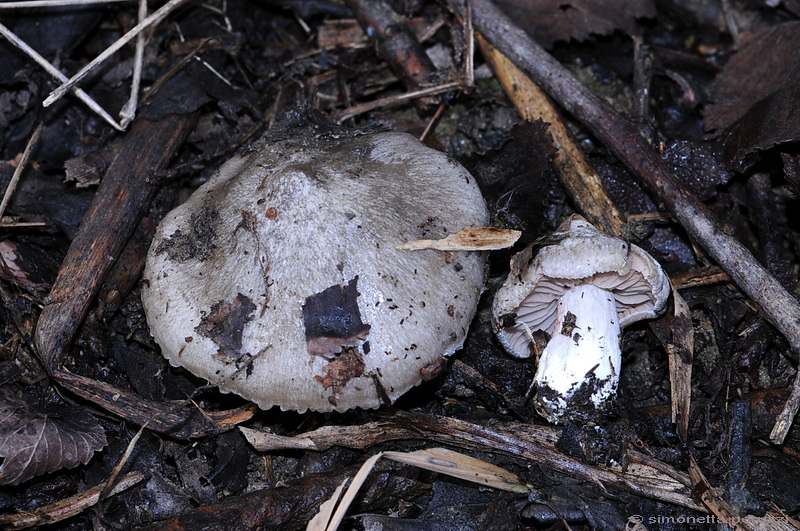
left=533, top=284, right=621, bottom=423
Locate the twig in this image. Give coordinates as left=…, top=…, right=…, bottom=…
left=345, top=0, right=438, bottom=95
left=241, top=411, right=706, bottom=512
left=419, top=101, right=446, bottom=142
left=334, top=80, right=464, bottom=122
left=0, top=471, right=144, bottom=529
left=119, top=0, right=148, bottom=128
left=33, top=113, right=194, bottom=368
left=0, top=123, right=42, bottom=220
left=0, top=0, right=132, bottom=7
left=456, top=0, right=800, bottom=445
left=0, top=23, right=124, bottom=131
left=0, top=220, right=48, bottom=228
left=43, top=0, right=190, bottom=107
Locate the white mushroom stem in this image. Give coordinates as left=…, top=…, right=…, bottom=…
left=533, top=283, right=621, bottom=422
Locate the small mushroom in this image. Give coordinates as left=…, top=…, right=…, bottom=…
left=141, top=114, right=489, bottom=413
left=492, top=215, right=669, bottom=422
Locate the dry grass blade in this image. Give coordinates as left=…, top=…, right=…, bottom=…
left=99, top=422, right=147, bottom=501
left=317, top=452, right=383, bottom=531
left=118, top=0, right=147, bottom=127
left=383, top=447, right=533, bottom=493
left=0, top=0, right=133, bottom=7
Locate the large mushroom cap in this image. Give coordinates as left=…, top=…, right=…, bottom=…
left=492, top=215, right=670, bottom=358
left=142, top=116, right=489, bottom=413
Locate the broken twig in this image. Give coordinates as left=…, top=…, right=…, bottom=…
left=0, top=123, right=42, bottom=220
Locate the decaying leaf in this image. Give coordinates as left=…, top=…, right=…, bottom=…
left=704, top=22, right=800, bottom=168
left=396, top=227, right=521, bottom=251
left=0, top=388, right=107, bottom=485
left=705, top=21, right=800, bottom=134
left=494, top=0, right=656, bottom=48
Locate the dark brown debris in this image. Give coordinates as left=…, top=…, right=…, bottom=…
left=494, top=0, right=656, bottom=48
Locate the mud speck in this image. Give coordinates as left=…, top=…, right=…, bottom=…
left=156, top=203, right=219, bottom=262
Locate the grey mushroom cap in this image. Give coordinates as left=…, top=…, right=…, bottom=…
left=141, top=121, right=489, bottom=413
left=492, top=215, right=670, bottom=358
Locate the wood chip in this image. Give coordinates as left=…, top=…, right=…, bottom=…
left=396, top=227, right=520, bottom=251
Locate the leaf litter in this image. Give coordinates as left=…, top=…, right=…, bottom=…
left=0, top=0, right=800, bottom=529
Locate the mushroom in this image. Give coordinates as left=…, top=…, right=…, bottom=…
left=492, top=215, right=669, bottom=422
left=141, top=113, right=489, bottom=413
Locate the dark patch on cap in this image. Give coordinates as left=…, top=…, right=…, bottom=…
left=196, top=293, right=256, bottom=362
left=314, top=347, right=367, bottom=405
left=156, top=202, right=219, bottom=262
left=303, top=276, right=371, bottom=357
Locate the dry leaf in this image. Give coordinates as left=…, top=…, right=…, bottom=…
left=705, top=21, right=800, bottom=134
left=0, top=388, right=107, bottom=485
left=494, top=0, right=656, bottom=48
left=396, top=227, right=521, bottom=251
left=308, top=447, right=533, bottom=531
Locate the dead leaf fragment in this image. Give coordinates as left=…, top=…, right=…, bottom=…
left=704, top=18, right=800, bottom=170
left=396, top=227, right=521, bottom=251
left=705, top=21, right=800, bottom=134
left=0, top=389, right=107, bottom=485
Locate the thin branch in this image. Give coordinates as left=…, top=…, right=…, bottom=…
left=334, top=80, right=464, bottom=122
left=0, top=0, right=133, bottom=8
left=0, top=123, right=42, bottom=221
left=0, top=471, right=144, bottom=529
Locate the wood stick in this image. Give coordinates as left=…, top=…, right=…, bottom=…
left=456, top=0, right=800, bottom=444
left=345, top=0, right=439, bottom=96
left=34, top=113, right=194, bottom=367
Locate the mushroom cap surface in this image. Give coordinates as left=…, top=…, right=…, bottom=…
left=142, top=119, right=489, bottom=412
left=492, top=215, right=669, bottom=358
